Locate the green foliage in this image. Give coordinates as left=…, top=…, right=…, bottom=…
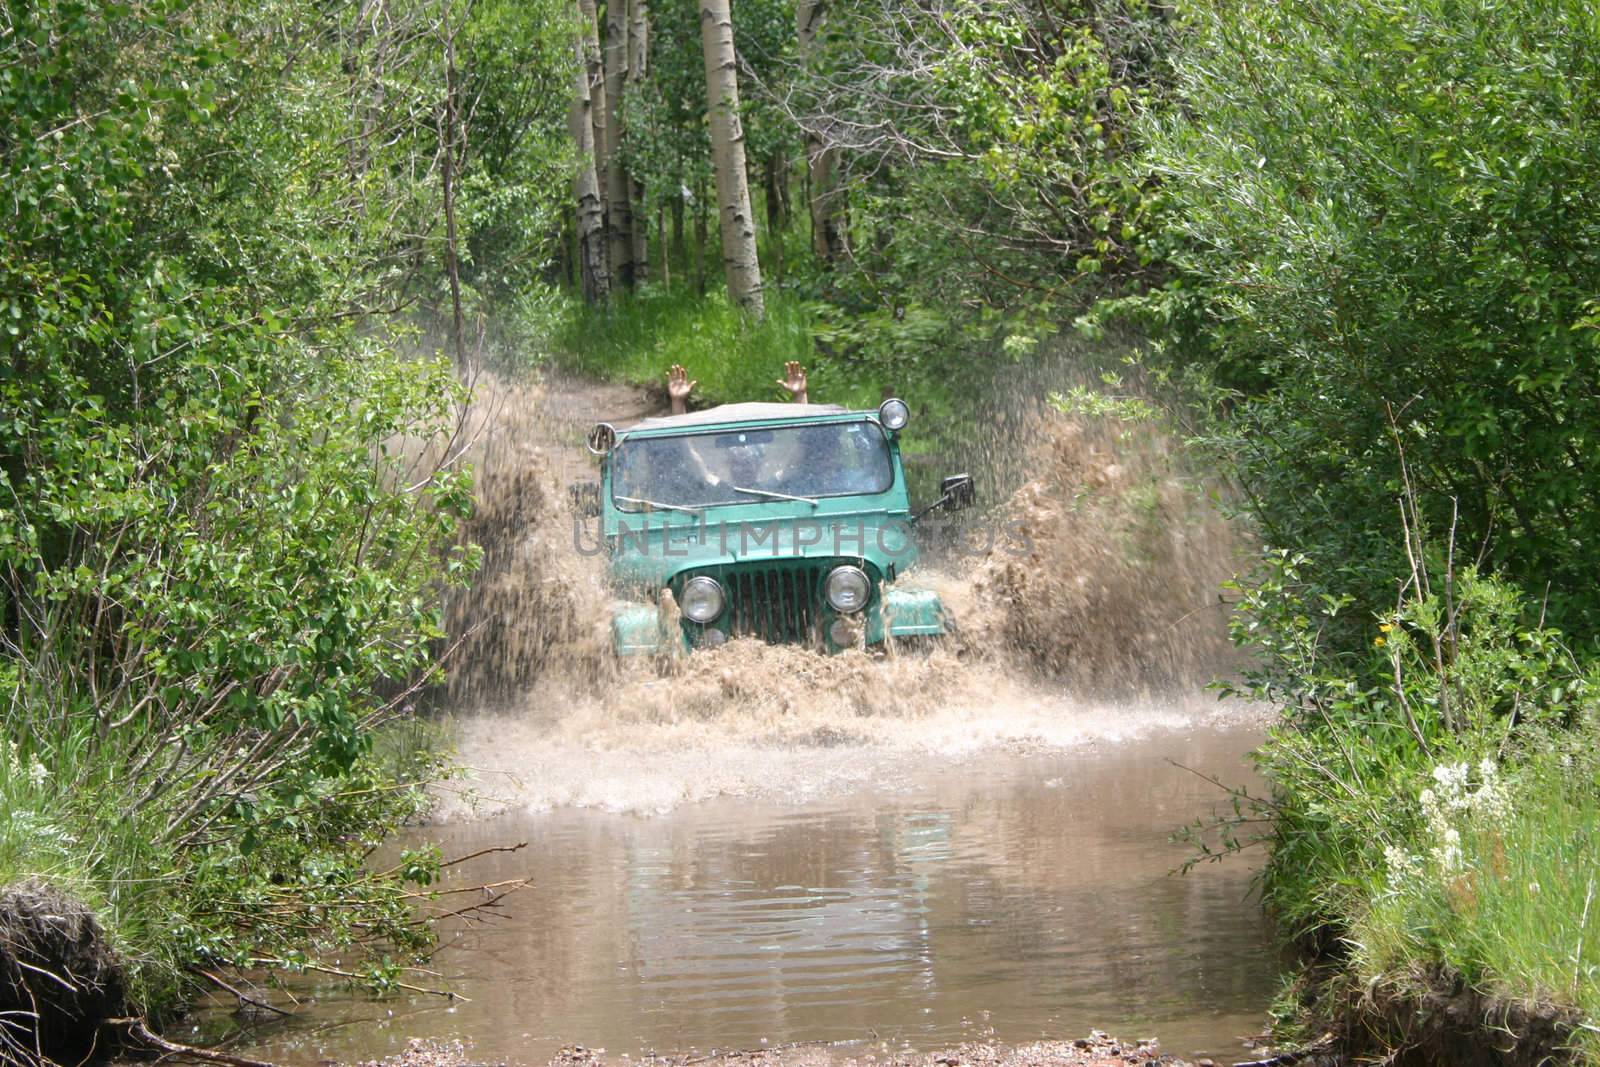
left=1125, top=0, right=1600, bottom=1043
left=789, top=0, right=1167, bottom=313
left=552, top=284, right=891, bottom=408
left=0, top=0, right=543, bottom=1020
left=1215, top=544, right=1600, bottom=1038
left=456, top=0, right=576, bottom=302
left=1128, top=0, right=1600, bottom=644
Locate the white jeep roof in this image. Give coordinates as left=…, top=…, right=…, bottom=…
left=625, top=402, right=849, bottom=434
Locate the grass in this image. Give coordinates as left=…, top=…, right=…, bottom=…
left=549, top=283, right=891, bottom=410
left=0, top=714, right=190, bottom=1010
left=0, top=690, right=445, bottom=1023
left=1353, top=756, right=1600, bottom=1054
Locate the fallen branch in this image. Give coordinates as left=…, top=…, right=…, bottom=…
left=247, top=959, right=466, bottom=1001
left=419, top=879, right=532, bottom=927
left=193, top=967, right=291, bottom=1017
left=1231, top=1031, right=1336, bottom=1067
left=438, top=841, right=528, bottom=871
left=109, top=1017, right=285, bottom=1067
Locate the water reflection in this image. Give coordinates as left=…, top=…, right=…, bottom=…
left=210, top=726, right=1275, bottom=1065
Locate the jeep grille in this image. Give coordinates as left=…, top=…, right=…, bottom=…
left=680, top=561, right=836, bottom=645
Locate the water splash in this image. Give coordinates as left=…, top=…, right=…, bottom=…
left=430, top=364, right=1256, bottom=821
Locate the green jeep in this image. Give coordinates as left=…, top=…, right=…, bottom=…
left=576, top=398, right=974, bottom=656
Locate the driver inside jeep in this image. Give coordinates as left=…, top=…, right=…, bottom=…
left=610, top=362, right=891, bottom=512
left=665, top=361, right=886, bottom=498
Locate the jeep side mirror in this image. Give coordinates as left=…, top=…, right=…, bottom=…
left=912, top=473, right=976, bottom=523
left=569, top=480, right=601, bottom=518
left=940, top=473, right=975, bottom=511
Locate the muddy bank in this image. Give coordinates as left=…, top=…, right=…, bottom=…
left=1307, top=966, right=1582, bottom=1067
left=357, top=1034, right=1205, bottom=1067
left=0, top=880, right=125, bottom=1064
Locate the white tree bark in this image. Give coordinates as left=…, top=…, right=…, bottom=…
left=572, top=0, right=611, bottom=302
left=627, top=0, right=650, bottom=281
left=699, top=0, right=764, bottom=318
left=581, top=0, right=607, bottom=220
left=603, top=0, right=635, bottom=287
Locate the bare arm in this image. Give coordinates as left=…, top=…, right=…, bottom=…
left=777, top=360, right=808, bottom=404
left=667, top=363, right=697, bottom=415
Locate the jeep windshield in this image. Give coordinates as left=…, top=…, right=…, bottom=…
left=611, top=421, right=893, bottom=511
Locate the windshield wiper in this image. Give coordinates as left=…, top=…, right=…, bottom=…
left=732, top=485, right=819, bottom=506
left=615, top=495, right=704, bottom=515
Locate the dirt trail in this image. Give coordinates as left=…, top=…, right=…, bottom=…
left=539, top=368, right=655, bottom=428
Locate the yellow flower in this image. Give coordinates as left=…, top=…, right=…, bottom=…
left=1379, top=623, right=1394, bottom=633
left=1375, top=636, right=1386, bottom=647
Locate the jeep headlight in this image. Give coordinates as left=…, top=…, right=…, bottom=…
left=681, top=576, right=725, bottom=623
left=878, top=397, right=910, bottom=431
left=824, top=565, right=871, bottom=614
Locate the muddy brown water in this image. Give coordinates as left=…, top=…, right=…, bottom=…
left=198, top=716, right=1277, bottom=1066
left=191, top=370, right=1277, bottom=1064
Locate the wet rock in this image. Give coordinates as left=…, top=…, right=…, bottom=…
left=516, top=1035, right=1196, bottom=1067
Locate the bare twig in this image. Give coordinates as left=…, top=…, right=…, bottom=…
left=193, top=968, right=292, bottom=1018
left=109, top=1018, right=285, bottom=1067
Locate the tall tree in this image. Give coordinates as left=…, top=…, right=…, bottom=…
left=439, top=0, right=466, bottom=369
left=699, top=0, right=764, bottom=317
left=602, top=0, right=636, bottom=286
left=572, top=0, right=611, bottom=301
left=795, top=0, right=841, bottom=263
left=627, top=0, right=651, bottom=281
left=581, top=0, right=609, bottom=224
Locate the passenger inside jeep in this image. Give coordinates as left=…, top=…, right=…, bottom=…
left=653, top=361, right=808, bottom=494
left=665, top=361, right=808, bottom=416
left=608, top=363, right=890, bottom=510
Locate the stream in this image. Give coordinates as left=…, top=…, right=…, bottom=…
left=199, top=717, right=1277, bottom=1065
left=192, top=371, right=1279, bottom=1065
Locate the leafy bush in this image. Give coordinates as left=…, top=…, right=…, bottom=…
left=0, top=0, right=487, bottom=1023
left=1220, top=543, right=1600, bottom=1044
left=1126, top=0, right=1600, bottom=644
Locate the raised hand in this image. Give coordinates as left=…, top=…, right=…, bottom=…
left=667, top=363, right=698, bottom=414
left=776, top=360, right=808, bottom=404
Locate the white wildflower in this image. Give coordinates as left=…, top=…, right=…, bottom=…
left=1431, top=827, right=1463, bottom=875
left=1529, top=882, right=1541, bottom=895
left=1384, top=845, right=1422, bottom=892
left=1431, top=762, right=1474, bottom=813
left=1469, top=758, right=1510, bottom=820
left=27, top=758, right=48, bottom=788
left=1419, top=787, right=1441, bottom=826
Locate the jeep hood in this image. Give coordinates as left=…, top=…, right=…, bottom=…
left=606, top=513, right=918, bottom=589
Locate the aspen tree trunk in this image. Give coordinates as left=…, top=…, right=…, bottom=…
left=571, top=0, right=611, bottom=302
left=581, top=0, right=608, bottom=223
left=693, top=173, right=708, bottom=295
left=603, top=0, right=635, bottom=287
left=764, top=151, right=786, bottom=282
left=796, top=0, right=841, bottom=262
left=627, top=0, right=650, bottom=281
left=440, top=0, right=466, bottom=371
left=699, top=0, right=764, bottom=318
